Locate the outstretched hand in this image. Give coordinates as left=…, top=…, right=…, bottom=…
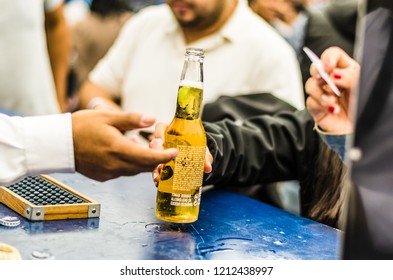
left=72, top=110, right=178, bottom=182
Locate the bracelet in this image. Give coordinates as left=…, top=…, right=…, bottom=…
left=86, top=97, right=107, bottom=109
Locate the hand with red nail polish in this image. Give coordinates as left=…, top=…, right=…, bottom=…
left=305, top=47, right=360, bottom=134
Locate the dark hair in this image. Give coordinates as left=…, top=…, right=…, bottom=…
left=90, top=0, right=133, bottom=16
left=301, top=141, right=348, bottom=228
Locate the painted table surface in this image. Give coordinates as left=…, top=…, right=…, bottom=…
left=0, top=173, right=342, bottom=260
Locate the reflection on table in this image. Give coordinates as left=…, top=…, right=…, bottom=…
left=0, top=173, right=342, bottom=260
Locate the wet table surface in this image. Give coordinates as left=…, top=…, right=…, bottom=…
left=0, top=173, right=342, bottom=260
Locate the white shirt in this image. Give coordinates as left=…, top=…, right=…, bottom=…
left=0, top=0, right=62, bottom=116
left=0, top=113, right=75, bottom=185
left=90, top=2, right=304, bottom=128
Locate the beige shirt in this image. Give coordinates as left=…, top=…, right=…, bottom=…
left=90, top=2, right=304, bottom=127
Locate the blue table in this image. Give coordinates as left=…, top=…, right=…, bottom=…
left=0, top=173, right=342, bottom=260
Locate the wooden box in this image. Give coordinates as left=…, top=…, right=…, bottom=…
left=0, top=175, right=100, bottom=221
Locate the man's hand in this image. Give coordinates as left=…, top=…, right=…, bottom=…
left=72, top=110, right=178, bottom=181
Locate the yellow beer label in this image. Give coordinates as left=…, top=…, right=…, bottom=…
left=172, top=145, right=205, bottom=193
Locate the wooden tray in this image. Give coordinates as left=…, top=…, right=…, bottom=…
left=0, top=175, right=100, bottom=221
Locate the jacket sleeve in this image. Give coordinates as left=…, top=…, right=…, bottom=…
left=203, top=109, right=321, bottom=188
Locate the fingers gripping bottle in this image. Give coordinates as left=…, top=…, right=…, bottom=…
left=156, top=48, right=206, bottom=223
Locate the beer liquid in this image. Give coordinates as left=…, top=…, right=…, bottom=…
left=156, top=84, right=206, bottom=223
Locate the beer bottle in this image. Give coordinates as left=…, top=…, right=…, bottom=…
left=156, top=48, right=206, bottom=223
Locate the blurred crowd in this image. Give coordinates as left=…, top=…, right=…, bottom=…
left=0, top=0, right=357, bottom=116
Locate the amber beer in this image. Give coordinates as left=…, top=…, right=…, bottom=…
left=156, top=48, right=206, bottom=223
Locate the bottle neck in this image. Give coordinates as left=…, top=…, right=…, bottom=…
left=175, top=49, right=204, bottom=120
left=175, top=82, right=203, bottom=120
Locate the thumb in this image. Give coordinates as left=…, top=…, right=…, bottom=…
left=321, top=47, right=351, bottom=72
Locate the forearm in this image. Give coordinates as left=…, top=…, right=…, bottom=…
left=78, top=81, right=121, bottom=110
left=45, top=4, right=71, bottom=112
left=203, top=110, right=320, bottom=187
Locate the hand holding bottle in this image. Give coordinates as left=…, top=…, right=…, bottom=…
left=305, top=46, right=360, bottom=134
left=150, top=122, right=213, bottom=186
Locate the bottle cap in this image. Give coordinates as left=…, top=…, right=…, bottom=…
left=0, top=216, right=20, bottom=227
left=31, top=250, right=55, bottom=260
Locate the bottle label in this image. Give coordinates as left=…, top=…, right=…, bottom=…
left=168, top=188, right=202, bottom=207
left=172, top=145, right=205, bottom=192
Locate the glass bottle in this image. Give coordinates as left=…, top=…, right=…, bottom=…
left=155, top=48, right=206, bottom=223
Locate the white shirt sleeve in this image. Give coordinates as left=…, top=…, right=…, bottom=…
left=0, top=113, right=75, bottom=185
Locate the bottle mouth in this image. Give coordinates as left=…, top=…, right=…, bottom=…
left=185, top=48, right=205, bottom=59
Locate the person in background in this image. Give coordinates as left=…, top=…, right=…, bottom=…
left=77, top=0, right=305, bottom=132
left=248, top=0, right=279, bottom=23
left=0, top=0, right=71, bottom=115
left=70, top=0, right=134, bottom=96
left=249, top=0, right=309, bottom=60
left=0, top=109, right=177, bottom=186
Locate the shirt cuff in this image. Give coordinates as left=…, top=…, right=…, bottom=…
left=314, top=124, right=348, bottom=161
left=22, top=113, right=75, bottom=175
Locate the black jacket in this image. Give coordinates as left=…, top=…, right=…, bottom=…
left=202, top=95, right=344, bottom=227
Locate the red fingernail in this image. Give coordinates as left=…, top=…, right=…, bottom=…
left=328, top=106, right=336, bottom=113
left=333, top=74, right=341, bottom=79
